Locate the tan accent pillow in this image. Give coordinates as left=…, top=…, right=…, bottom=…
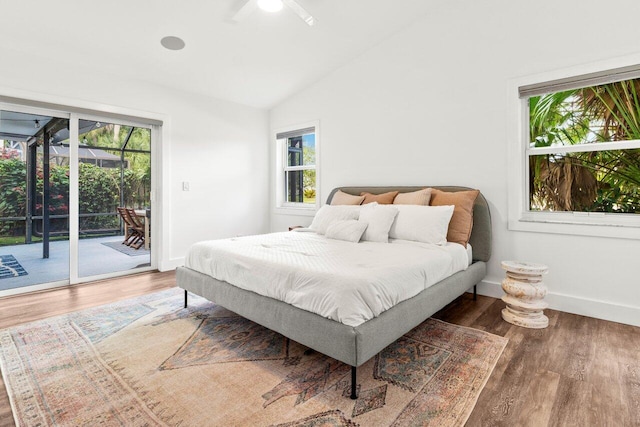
left=330, top=190, right=365, bottom=205
left=429, top=189, right=480, bottom=247
left=393, top=188, right=432, bottom=205
left=360, top=191, right=399, bottom=205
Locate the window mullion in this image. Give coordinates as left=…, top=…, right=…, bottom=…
left=527, top=139, right=640, bottom=156
left=284, top=165, right=315, bottom=172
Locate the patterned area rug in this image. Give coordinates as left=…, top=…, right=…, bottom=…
left=0, top=288, right=507, bottom=426
left=101, top=241, right=150, bottom=256
left=0, top=255, right=27, bottom=279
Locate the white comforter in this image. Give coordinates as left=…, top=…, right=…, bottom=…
left=185, top=231, right=470, bottom=327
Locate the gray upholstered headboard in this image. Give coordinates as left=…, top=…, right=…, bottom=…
left=326, top=186, right=492, bottom=263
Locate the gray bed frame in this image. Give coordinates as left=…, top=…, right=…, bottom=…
left=176, top=186, right=491, bottom=400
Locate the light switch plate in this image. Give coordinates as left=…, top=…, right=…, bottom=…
left=182, top=181, right=190, bottom=191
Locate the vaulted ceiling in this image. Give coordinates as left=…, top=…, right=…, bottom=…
left=1, top=0, right=442, bottom=108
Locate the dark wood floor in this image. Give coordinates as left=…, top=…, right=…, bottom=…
left=435, top=293, right=640, bottom=426
left=0, top=271, right=638, bottom=426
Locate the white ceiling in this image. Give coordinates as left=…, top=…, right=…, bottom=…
left=1, top=0, right=441, bottom=109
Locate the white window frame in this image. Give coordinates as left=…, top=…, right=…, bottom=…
left=508, top=55, right=640, bottom=239
left=274, top=121, right=319, bottom=216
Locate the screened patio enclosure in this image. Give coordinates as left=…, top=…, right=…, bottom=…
left=0, top=109, right=152, bottom=291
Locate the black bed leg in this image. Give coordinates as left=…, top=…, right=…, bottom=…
left=473, top=285, right=477, bottom=301
left=350, top=366, right=358, bottom=400
left=184, top=290, right=188, bottom=308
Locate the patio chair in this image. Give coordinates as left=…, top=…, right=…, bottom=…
left=117, top=207, right=143, bottom=247
left=117, top=207, right=135, bottom=246
left=124, top=208, right=145, bottom=249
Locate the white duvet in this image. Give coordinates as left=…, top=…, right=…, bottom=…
left=185, top=231, right=470, bottom=327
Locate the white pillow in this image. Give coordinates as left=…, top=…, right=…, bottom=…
left=309, top=205, right=361, bottom=235
left=325, top=220, right=368, bottom=243
left=358, top=203, right=399, bottom=243
left=389, top=205, right=454, bottom=245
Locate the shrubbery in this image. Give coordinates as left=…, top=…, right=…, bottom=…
left=0, top=154, right=27, bottom=235
left=0, top=154, right=150, bottom=238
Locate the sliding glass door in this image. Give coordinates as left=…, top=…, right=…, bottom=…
left=0, top=104, right=155, bottom=294
left=0, top=108, right=70, bottom=292
left=76, top=118, right=152, bottom=279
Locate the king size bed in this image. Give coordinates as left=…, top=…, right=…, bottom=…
left=176, top=186, right=491, bottom=399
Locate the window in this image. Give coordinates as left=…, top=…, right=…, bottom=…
left=509, top=63, right=640, bottom=239
left=275, top=123, right=318, bottom=213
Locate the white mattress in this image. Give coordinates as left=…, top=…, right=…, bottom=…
left=185, top=232, right=470, bottom=327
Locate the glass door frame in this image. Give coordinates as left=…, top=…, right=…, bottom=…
left=0, top=102, right=71, bottom=294
left=0, top=102, right=158, bottom=295
left=71, top=112, right=156, bottom=285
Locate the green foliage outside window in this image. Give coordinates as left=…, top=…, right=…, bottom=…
left=302, top=143, right=316, bottom=202
left=0, top=155, right=150, bottom=241
left=0, top=152, right=27, bottom=235
left=529, top=80, right=640, bottom=213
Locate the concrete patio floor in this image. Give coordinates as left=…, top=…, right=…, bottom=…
left=0, top=235, right=151, bottom=292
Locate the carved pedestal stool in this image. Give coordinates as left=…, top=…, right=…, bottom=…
left=501, top=261, right=549, bottom=329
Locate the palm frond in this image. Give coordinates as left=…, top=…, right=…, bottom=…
left=529, top=79, right=640, bottom=212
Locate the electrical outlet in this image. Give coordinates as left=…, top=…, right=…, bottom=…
left=182, top=181, right=190, bottom=191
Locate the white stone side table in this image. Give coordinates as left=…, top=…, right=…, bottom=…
left=501, top=261, right=549, bottom=329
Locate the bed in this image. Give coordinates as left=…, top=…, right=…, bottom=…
left=176, top=186, right=492, bottom=399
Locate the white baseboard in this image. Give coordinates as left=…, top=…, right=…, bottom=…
left=159, top=257, right=184, bottom=272
left=476, top=280, right=640, bottom=328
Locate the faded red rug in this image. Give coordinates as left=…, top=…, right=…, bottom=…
left=0, top=288, right=507, bottom=426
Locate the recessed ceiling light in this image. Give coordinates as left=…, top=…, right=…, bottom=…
left=257, top=0, right=283, bottom=13
left=160, top=36, right=186, bottom=51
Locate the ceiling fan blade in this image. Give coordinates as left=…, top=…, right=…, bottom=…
left=282, top=0, right=316, bottom=26
left=230, top=0, right=258, bottom=23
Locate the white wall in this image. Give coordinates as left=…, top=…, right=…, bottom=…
left=269, top=0, right=640, bottom=326
left=0, top=46, right=270, bottom=271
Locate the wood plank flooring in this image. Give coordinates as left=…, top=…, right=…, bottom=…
left=435, top=294, right=640, bottom=427
left=0, top=271, right=638, bottom=426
